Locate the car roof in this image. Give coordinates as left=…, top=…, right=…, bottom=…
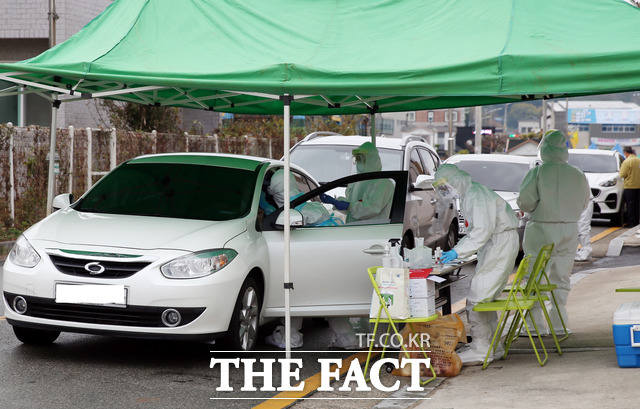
left=445, top=153, right=536, bottom=165
left=568, top=149, right=619, bottom=156
left=128, top=152, right=273, bottom=171
left=294, top=134, right=433, bottom=151
left=127, top=152, right=315, bottom=179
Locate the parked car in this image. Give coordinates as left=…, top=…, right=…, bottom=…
left=2, top=153, right=409, bottom=350
left=567, top=149, right=624, bottom=226
left=289, top=133, right=459, bottom=251
left=443, top=154, right=536, bottom=247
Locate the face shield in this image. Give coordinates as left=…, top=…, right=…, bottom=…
left=432, top=177, right=459, bottom=201
left=352, top=153, right=366, bottom=173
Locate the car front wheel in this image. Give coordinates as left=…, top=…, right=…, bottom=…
left=13, top=326, right=60, bottom=345
left=223, top=277, right=261, bottom=351
left=444, top=222, right=458, bottom=251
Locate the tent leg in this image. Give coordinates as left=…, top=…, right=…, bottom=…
left=370, top=113, right=376, bottom=145
left=281, top=94, right=293, bottom=359
left=46, top=95, right=59, bottom=215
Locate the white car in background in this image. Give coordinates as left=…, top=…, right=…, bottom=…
left=443, top=154, right=536, bottom=247
left=289, top=133, right=460, bottom=251
left=2, top=153, right=409, bottom=350
left=568, top=149, right=624, bottom=226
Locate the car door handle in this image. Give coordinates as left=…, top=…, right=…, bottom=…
left=363, top=244, right=386, bottom=255
left=430, top=198, right=437, bottom=204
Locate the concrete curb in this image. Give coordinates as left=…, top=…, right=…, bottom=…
left=606, top=225, right=640, bottom=256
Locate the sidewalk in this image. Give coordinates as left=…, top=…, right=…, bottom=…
left=412, top=232, right=640, bottom=409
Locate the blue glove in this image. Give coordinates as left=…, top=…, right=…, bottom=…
left=333, top=200, right=350, bottom=211
left=320, top=193, right=336, bottom=205
left=259, top=192, right=276, bottom=215
left=440, top=249, right=458, bottom=264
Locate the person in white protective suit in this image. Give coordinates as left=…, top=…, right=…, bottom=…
left=517, top=130, right=590, bottom=335
left=433, top=164, right=520, bottom=365
left=265, top=169, right=339, bottom=227
left=575, top=193, right=594, bottom=261
left=263, top=169, right=347, bottom=348
left=321, top=142, right=395, bottom=223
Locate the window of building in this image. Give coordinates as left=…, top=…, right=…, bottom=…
left=444, top=110, right=459, bottom=122
left=406, top=112, right=416, bottom=122
left=602, top=124, right=636, bottom=133
left=381, top=118, right=394, bottom=133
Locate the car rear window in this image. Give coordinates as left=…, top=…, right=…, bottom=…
left=568, top=153, right=618, bottom=173
left=452, top=161, right=530, bottom=192
left=74, top=162, right=257, bottom=221
left=290, top=145, right=402, bottom=182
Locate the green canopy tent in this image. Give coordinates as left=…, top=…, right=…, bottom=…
left=2, top=0, right=640, bottom=354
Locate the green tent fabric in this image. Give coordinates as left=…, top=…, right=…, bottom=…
left=2, top=0, right=640, bottom=114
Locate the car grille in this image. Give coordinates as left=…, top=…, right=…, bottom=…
left=591, top=188, right=600, bottom=198
left=4, top=292, right=205, bottom=327
left=49, top=255, right=151, bottom=279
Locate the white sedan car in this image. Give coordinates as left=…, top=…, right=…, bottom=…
left=443, top=154, right=536, bottom=247
left=568, top=149, right=624, bottom=226
left=2, top=153, right=408, bottom=350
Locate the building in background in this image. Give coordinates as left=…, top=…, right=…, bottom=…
left=378, top=108, right=466, bottom=149
left=551, top=100, right=640, bottom=149
left=0, top=0, right=220, bottom=133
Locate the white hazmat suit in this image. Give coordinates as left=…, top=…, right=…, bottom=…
left=575, top=195, right=594, bottom=261
left=517, top=130, right=590, bottom=334
left=333, top=142, right=395, bottom=223
left=433, top=164, right=519, bottom=364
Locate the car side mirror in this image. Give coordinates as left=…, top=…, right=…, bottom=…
left=275, top=209, right=304, bottom=228
left=412, top=174, right=435, bottom=191
left=52, top=193, right=73, bottom=211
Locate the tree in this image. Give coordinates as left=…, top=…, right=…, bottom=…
left=507, top=103, right=541, bottom=130
left=100, top=100, right=182, bottom=133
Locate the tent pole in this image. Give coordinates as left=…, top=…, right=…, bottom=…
left=46, top=94, right=59, bottom=215
left=281, top=94, right=292, bottom=359
left=474, top=106, right=482, bottom=154
left=370, top=113, right=376, bottom=145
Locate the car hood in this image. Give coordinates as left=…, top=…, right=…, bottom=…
left=495, top=191, right=520, bottom=211
left=583, top=172, right=619, bottom=187
left=25, top=208, right=247, bottom=251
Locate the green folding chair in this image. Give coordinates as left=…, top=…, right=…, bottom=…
left=473, top=255, right=550, bottom=369
left=364, top=266, right=439, bottom=385
left=504, top=243, right=566, bottom=349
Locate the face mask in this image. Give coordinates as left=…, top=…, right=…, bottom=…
left=353, top=154, right=366, bottom=173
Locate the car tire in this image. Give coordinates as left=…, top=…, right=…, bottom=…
left=223, top=277, right=261, bottom=351
left=611, top=206, right=625, bottom=227
left=444, top=222, right=458, bottom=251
left=13, top=326, right=60, bottom=345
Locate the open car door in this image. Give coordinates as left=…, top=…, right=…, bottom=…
left=262, top=170, right=408, bottom=318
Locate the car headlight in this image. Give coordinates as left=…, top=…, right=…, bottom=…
left=9, top=235, right=41, bottom=268
left=161, top=249, right=237, bottom=279
left=599, top=178, right=618, bottom=187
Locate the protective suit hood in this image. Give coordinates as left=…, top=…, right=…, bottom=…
left=434, top=163, right=472, bottom=194
left=352, top=142, right=383, bottom=173
left=268, top=169, right=302, bottom=207
left=540, top=130, right=569, bottom=163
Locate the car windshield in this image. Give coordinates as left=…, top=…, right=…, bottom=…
left=568, top=153, right=618, bottom=173
left=74, top=162, right=257, bottom=221
left=452, top=160, right=530, bottom=192
left=289, top=145, right=402, bottom=182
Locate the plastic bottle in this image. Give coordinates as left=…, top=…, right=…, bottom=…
left=382, top=244, right=392, bottom=268
left=388, top=243, right=403, bottom=269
